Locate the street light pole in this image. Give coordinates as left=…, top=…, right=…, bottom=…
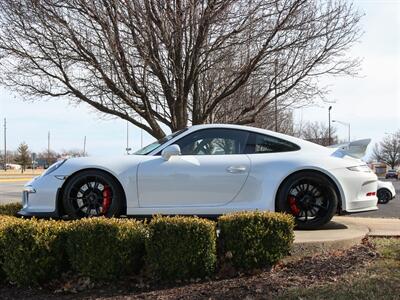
left=332, top=120, right=351, bottom=142
left=140, top=117, right=143, bottom=148
left=47, top=131, right=50, bottom=166
left=125, top=120, right=131, bottom=155
left=328, top=106, right=332, bottom=145
left=274, top=59, right=278, bottom=132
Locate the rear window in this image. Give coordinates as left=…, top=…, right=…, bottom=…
left=244, top=132, right=300, bottom=154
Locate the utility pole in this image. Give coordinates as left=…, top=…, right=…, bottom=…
left=47, top=131, right=50, bottom=166
left=83, top=136, right=87, bottom=156
left=3, top=118, right=6, bottom=171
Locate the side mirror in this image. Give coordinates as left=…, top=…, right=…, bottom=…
left=161, top=144, right=181, bottom=161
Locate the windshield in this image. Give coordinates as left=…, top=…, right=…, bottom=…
left=134, top=128, right=188, bottom=155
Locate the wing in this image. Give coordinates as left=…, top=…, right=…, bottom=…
left=328, top=139, right=371, bottom=159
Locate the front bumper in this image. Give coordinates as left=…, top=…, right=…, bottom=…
left=18, top=175, right=64, bottom=217
left=330, top=168, right=378, bottom=213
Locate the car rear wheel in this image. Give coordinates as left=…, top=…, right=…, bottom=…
left=62, top=170, right=124, bottom=219
left=377, top=188, right=391, bottom=204
left=276, top=172, right=338, bottom=230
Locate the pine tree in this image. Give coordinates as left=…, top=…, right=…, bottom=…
left=16, top=142, right=30, bottom=173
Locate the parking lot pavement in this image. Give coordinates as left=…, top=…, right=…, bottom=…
left=0, top=180, right=25, bottom=205
left=345, top=179, right=400, bottom=219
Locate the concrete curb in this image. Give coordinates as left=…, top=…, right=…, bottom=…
left=335, top=216, right=400, bottom=237
left=290, top=218, right=369, bottom=259
left=289, top=216, right=400, bottom=261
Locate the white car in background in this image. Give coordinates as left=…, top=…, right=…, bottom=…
left=377, top=181, right=396, bottom=204
left=19, top=124, right=378, bottom=229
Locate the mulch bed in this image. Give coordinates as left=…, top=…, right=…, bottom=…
left=0, top=240, right=378, bottom=300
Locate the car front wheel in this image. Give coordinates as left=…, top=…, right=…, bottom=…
left=276, top=172, right=338, bottom=230
left=62, top=170, right=124, bottom=219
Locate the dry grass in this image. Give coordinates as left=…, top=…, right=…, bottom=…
left=0, top=169, right=43, bottom=176
left=279, top=238, right=400, bottom=300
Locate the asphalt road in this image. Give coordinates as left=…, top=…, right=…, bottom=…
left=0, top=180, right=26, bottom=204
left=0, top=178, right=399, bottom=218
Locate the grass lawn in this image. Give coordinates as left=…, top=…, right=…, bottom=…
left=280, top=238, right=400, bottom=300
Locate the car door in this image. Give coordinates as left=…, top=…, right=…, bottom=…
left=137, top=128, right=251, bottom=207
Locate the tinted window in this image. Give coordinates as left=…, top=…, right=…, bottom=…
left=244, top=133, right=300, bottom=154
left=175, top=129, right=249, bottom=155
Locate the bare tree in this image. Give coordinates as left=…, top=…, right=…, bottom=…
left=0, top=0, right=362, bottom=138
left=372, top=131, right=400, bottom=169
left=37, top=150, right=58, bottom=167
left=294, top=121, right=337, bottom=146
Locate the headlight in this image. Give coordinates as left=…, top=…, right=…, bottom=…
left=347, top=165, right=372, bottom=172
left=42, top=159, right=67, bottom=176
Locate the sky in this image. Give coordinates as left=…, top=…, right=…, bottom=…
left=0, top=0, right=399, bottom=158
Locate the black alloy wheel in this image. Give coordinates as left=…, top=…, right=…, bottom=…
left=62, top=170, right=123, bottom=219
left=377, top=188, right=391, bottom=204
left=277, top=172, right=338, bottom=230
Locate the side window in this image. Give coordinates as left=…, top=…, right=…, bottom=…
left=244, top=133, right=300, bottom=154
left=175, top=129, right=249, bottom=155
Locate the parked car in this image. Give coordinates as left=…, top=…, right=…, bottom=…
left=19, top=124, right=378, bottom=229
left=385, top=169, right=399, bottom=179
left=377, top=181, right=396, bottom=204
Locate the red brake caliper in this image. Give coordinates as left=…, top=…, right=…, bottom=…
left=102, top=186, right=111, bottom=214
left=288, top=196, right=300, bottom=216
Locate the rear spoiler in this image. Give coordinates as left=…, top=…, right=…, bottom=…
left=327, top=139, right=371, bottom=159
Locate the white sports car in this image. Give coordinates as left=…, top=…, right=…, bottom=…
left=19, top=124, right=378, bottom=229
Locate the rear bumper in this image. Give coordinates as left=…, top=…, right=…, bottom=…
left=330, top=168, right=378, bottom=213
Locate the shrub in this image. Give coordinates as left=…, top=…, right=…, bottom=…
left=0, top=218, right=69, bottom=285
left=66, top=218, right=147, bottom=280
left=0, top=203, right=22, bottom=216
left=146, top=216, right=217, bottom=281
left=0, top=216, right=23, bottom=282
left=218, top=211, right=295, bottom=270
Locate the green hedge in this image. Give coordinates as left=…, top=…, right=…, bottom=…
left=0, top=217, right=69, bottom=285
left=66, top=218, right=147, bottom=280
left=0, top=216, right=22, bottom=282
left=0, top=211, right=294, bottom=284
left=218, top=211, right=295, bottom=270
left=146, top=216, right=217, bottom=281
left=0, top=203, right=22, bottom=216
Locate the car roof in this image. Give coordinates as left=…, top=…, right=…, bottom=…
left=184, top=124, right=328, bottom=152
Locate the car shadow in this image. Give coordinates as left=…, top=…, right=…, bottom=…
left=296, top=221, right=348, bottom=231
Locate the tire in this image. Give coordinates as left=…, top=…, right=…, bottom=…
left=276, top=171, right=338, bottom=230
left=377, top=188, right=391, bottom=204
left=62, top=170, right=124, bottom=219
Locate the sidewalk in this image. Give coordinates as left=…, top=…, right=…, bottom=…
left=335, top=216, right=400, bottom=237
left=291, top=216, right=400, bottom=259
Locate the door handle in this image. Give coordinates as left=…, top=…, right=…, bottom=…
left=226, top=166, right=247, bottom=174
